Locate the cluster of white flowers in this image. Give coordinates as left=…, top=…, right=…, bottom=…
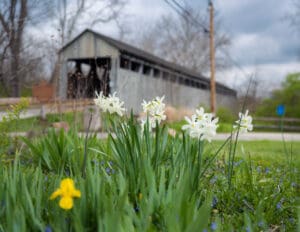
left=93, top=91, right=253, bottom=136
left=182, top=107, right=219, bottom=142
left=94, top=92, right=125, bottom=116
left=234, top=109, right=253, bottom=133
left=141, top=96, right=166, bottom=129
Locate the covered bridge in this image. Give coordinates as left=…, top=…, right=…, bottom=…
left=59, top=29, right=237, bottom=113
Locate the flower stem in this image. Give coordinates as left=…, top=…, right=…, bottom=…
left=82, top=113, right=93, bottom=178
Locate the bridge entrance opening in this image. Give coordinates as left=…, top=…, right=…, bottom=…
left=66, top=57, right=111, bottom=99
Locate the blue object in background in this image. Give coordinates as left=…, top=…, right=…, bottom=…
left=276, top=104, right=285, bottom=116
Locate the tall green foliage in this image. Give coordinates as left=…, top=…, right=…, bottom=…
left=256, top=73, right=300, bottom=117
left=0, top=106, right=299, bottom=230
left=0, top=98, right=29, bottom=158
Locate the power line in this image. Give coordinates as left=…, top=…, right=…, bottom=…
left=163, top=0, right=209, bottom=33
left=163, top=0, right=192, bottom=25
left=170, top=0, right=209, bottom=32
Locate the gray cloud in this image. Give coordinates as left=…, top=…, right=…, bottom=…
left=206, top=0, right=299, bottom=66
left=215, top=0, right=289, bottom=33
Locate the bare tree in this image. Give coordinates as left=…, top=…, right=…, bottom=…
left=134, top=2, right=230, bottom=73
left=0, top=0, right=125, bottom=97
left=0, top=24, right=10, bottom=96
left=49, top=0, right=126, bottom=85
left=0, top=0, right=51, bottom=97
left=0, top=0, right=28, bottom=97
left=55, top=0, right=126, bottom=45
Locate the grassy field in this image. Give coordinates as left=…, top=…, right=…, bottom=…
left=0, top=122, right=298, bottom=231
left=0, top=102, right=299, bottom=231
left=211, top=140, right=300, bottom=162
left=2, top=112, right=84, bottom=132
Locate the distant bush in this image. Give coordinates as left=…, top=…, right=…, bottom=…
left=256, top=72, right=300, bottom=118
left=0, top=98, right=29, bottom=156
left=0, top=85, right=32, bottom=97
left=216, top=107, right=235, bottom=123
left=217, top=123, right=233, bottom=133
left=167, top=119, right=185, bottom=132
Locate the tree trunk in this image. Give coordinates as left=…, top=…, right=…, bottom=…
left=0, top=0, right=27, bottom=97
left=11, top=48, right=20, bottom=97
left=8, top=34, right=23, bottom=96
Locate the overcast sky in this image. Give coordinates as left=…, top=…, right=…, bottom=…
left=33, top=0, right=300, bottom=95
left=95, top=0, right=300, bottom=95
left=212, top=0, right=300, bottom=92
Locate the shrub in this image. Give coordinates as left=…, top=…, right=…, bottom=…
left=256, top=72, right=300, bottom=118
left=0, top=98, right=29, bottom=157
left=216, top=107, right=235, bottom=123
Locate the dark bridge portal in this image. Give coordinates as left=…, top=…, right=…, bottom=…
left=67, top=57, right=111, bottom=99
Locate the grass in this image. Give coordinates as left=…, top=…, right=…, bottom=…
left=0, top=120, right=298, bottom=231
left=2, top=112, right=84, bottom=132
left=212, top=140, right=300, bottom=158
left=209, top=140, right=300, bottom=175
left=0, top=105, right=299, bottom=231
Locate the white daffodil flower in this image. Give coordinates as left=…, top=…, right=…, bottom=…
left=234, top=110, right=253, bottom=133
left=94, top=91, right=105, bottom=108
left=195, top=107, right=206, bottom=121
left=141, top=96, right=166, bottom=130
left=182, top=108, right=219, bottom=142
left=153, top=111, right=167, bottom=124
left=201, top=117, right=219, bottom=142
left=182, top=115, right=197, bottom=131
left=94, top=91, right=125, bottom=116
left=182, top=116, right=202, bottom=138
left=153, top=96, right=165, bottom=108
left=142, top=100, right=152, bottom=113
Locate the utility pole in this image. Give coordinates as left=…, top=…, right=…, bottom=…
left=209, top=0, right=216, bottom=114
